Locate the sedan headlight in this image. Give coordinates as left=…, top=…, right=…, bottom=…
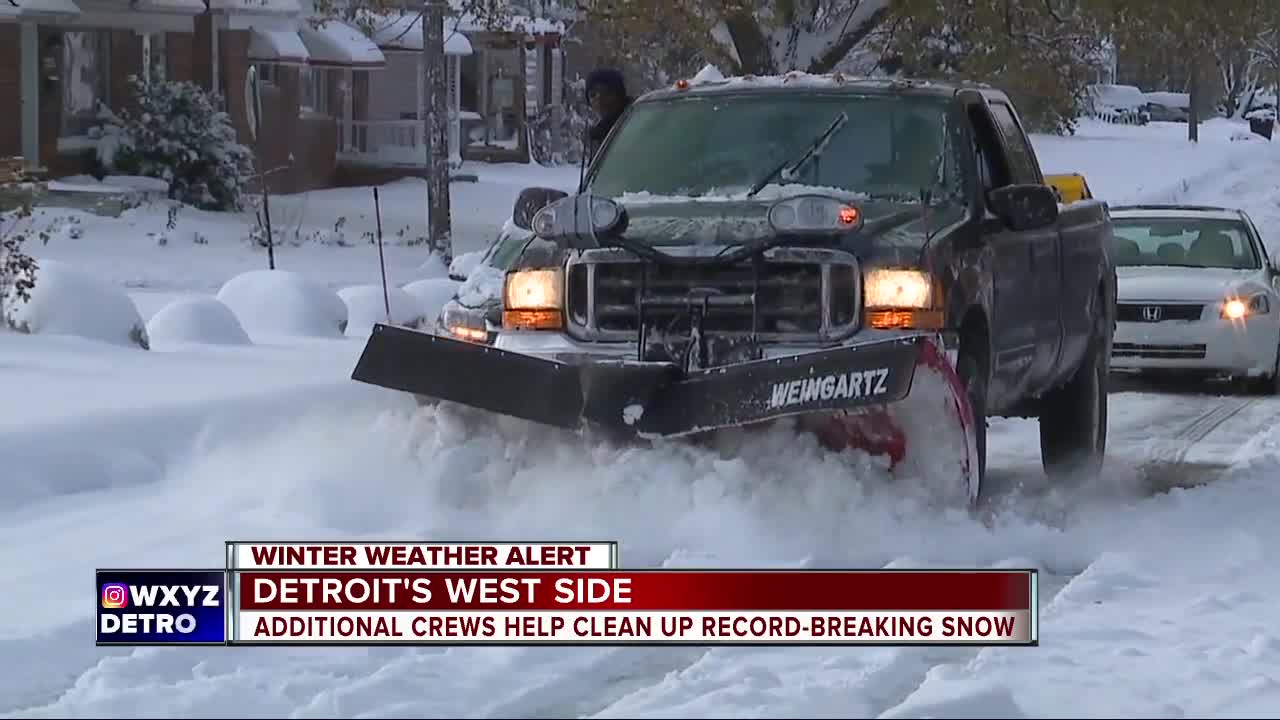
left=1221, top=293, right=1270, bottom=320
left=503, top=268, right=564, bottom=330
left=441, top=306, right=490, bottom=343
left=863, top=268, right=943, bottom=330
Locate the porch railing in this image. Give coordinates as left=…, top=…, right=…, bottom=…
left=338, top=117, right=465, bottom=167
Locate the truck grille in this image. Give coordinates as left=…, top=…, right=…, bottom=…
left=1112, top=342, right=1207, bottom=359
left=1117, top=303, right=1204, bottom=322
left=564, top=248, right=861, bottom=342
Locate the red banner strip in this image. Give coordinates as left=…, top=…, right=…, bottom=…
left=238, top=570, right=1032, bottom=612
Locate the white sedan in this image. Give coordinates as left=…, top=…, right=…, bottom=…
left=1108, top=205, right=1280, bottom=392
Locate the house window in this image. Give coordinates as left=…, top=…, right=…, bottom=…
left=300, top=66, right=329, bottom=114
left=60, top=30, right=111, bottom=138
left=483, top=46, right=520, bottom=149
left=256, top=63, right=279, bottom=86
left=146, top=32, right=167, bottom=84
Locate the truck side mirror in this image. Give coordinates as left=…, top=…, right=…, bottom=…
left=986, top=184, right=1059, bottom=232
left=512, top=187, right=569, bottom=230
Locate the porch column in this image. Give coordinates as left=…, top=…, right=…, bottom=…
left=416, top=52, right=425, bottom=152
left=211, top=15, right=220, bottom=106
left=449, top=55, right=460, bottom=167
left=20, top=22, right=39, bottom=170
left=343, top=68, right=353, bottom=152
left=142, top=32, right=152, bottom=85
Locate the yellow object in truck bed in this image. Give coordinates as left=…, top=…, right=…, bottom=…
left=1045, top=173, right=1093, bottom=203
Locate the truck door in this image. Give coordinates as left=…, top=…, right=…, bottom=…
left=987, top=101, right=1063, bottom=387
left=965, top=100, right=1036, bottom=407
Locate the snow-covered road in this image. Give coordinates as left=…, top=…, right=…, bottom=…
left=5, top=118, right=1280, bottom=717
left=3, top=329, right=1276, bottom=718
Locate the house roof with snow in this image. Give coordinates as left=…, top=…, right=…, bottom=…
left=300, top=19, right=386, bottom=68
left=0, top=0, right=81, bottom=20
left=365, top=12, right=474, bottom=56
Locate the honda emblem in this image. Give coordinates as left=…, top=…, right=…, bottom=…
left=1142, top=306, right=1162, bottom=322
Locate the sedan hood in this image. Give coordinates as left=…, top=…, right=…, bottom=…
left=1117, top=266, right=1266, bottom=303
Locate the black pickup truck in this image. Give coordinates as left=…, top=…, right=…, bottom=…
left=354, top=74, right=1118, bottom=503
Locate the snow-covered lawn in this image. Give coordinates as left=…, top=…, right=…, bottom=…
left=4, top=118, right=1280, bottom=717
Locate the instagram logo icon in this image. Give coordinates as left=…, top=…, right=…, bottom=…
left=101, top=583, right=128, bottom=609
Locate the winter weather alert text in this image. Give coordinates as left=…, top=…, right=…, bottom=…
left=95, top=542, right=1038, bottom=647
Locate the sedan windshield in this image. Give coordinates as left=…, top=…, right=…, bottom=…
left=586, top=93, right=964, bottom=203
left=1111, top=218, right=1261, bottom=270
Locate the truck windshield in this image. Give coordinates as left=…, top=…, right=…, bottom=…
left=1111, top=218, right=1261, bottom=270
left=587, top=93, right=962, bottom=203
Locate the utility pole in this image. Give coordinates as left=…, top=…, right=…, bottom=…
left=421, top=0, right=453, bottom=264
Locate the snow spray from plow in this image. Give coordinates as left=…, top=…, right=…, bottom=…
left=349, top=324, right=980, bottom=505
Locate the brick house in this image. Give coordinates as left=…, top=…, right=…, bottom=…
left=1, top=0, right=207, bottom=178
left=2, top=0, right=567, bottom=196
left=339, top=9, right=567, bottom=174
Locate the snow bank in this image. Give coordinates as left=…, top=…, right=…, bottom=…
left=401, top=277, right=460, bottom=323
left=145, top=296, right=251, bottom=346
left=338, top=284, right=427, bottom=337
left=215, top=270, right=348, bottom=338
left=418, top=251, right=450, bottom=279
left=2, top=259, right=148, bottom=349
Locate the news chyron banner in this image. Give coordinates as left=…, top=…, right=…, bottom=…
left=97, top=541, right=1039, bottom=647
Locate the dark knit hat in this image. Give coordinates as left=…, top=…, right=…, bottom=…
left=585, top=68, right=627, bottom=100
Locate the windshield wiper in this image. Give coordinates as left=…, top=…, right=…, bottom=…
left=745, top=112, right=850, bottom=198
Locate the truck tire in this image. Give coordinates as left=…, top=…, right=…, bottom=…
left=956, top=337, right=989, bottom=492
left=1039, top=301, right=1109, bottom=482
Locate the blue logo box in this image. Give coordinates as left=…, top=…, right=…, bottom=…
left=96, top=569, right=227, bottom=646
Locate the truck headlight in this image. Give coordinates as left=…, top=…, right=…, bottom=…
left=503, top=268, right=564, bottom=330
left=863, top=269, right=943, bottom=330
left=1221, top=293, right=1270, bottom=320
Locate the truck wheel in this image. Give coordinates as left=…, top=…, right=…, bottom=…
left=1039, top=307, right=1109, bottom=482
left=956, top=343, right=988, bottom=492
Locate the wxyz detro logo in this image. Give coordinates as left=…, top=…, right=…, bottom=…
left=98, top=581, right=220, bottom=636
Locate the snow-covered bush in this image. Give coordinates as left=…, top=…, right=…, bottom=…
left=446, top=250, right=483, bottom=280
left=1, top=202, right=39, bottom=319
left=146, top=296, right=252, bottom=346
left=338, top=285, right=427, bottom=337
left=216, top=270, right=348, bottom=338
left=0, top=226, right=35, bottom=310
left=90, top=76, right=253, bottom=212
left=3, top=258, right=149, bottom=349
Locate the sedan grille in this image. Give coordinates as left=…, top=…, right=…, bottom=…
left=1117, top=303, right=1204, bottom=323
left=1112, top=342, right=1207, bottom=360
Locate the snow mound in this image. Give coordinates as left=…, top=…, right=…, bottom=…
left=882, top=682, right=1028, bottom=719
left=402, top=277, right=461, bottom=323
left=338, top=284, right=427, bottom=337
left=145, top=296, right=251, bottom=346
left=215, top=270, right=347, bottom=338
left=417, top=251, right=450, bottom=278
left=3, top=259, right=149, bottom=349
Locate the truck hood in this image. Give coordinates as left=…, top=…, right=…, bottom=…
left=614, top=196, right=949, bottom=256
left=1117, top=265, right=1268, bottom=303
